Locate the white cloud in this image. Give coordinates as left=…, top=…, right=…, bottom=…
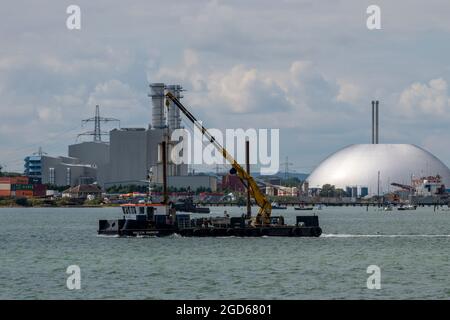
left=336, top=80, right=362, bottom=104
left=399, top=78, right=450, bottom=116
left=87, top=79, right=142, bottom=110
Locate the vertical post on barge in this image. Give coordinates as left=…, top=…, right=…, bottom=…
left=246, top=140, right=251, bottom=219
left=162, top=140, right=168, bottom=205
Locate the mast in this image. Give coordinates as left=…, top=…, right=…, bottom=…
left=246, top=140, right=251, bottom=219
left=162, top=140, right=168, bottom=205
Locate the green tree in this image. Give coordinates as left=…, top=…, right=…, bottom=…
left=319, top=184, right=337, bottom=197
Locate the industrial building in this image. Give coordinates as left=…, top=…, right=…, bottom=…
left=103, top=83, right=188, bottom=187
left=168, top=175, right=217, bottom=192
left=307, top=101, right=450, bottom=196
left=27, top=84, right=218, bottom=191
left=24, top=153, right=97, bottom=186
left=68, top=141, right=110, bottom=185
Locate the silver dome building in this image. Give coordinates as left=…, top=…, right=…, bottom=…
left=306, top=144, right=450, bottom=195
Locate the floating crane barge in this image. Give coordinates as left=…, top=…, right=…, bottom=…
left=98, top=92, right=322, bottom=237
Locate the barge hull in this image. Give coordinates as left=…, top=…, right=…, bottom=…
left=98, top=219, right=322, bottom=237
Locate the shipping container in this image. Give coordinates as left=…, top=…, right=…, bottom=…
left=0, top=183, right=11, bottom=190
left=33, top=184, right=47, bottom=197
left=0, top=190, right=11, bottom=197
left=0, top=176, right=29, bottom=184
left=14, top=190, right=33, bottom=197
left=12, top=184, right=33, bottom=191
left=0, top=177, right=12, bottom=184
left=13, top=177, right=30, bottom=184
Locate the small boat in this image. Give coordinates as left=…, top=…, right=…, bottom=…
left=398, top=204, right=417, bottom=211
left=173, top=197, right=210, bottom=213
left=383, top=204, right=393, bottom=211
left=271, top=202, right=287, bottom=210
left=295, top=205, right=314, bottom=211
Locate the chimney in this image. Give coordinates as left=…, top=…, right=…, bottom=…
left=149, top=83, right=166, bottom=129
left=371, top=101, right=375, bottom=144
left=375, top=100, right=379, bottom=144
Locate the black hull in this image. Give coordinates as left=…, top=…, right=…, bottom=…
left=98, top=219, right=322, bottom=237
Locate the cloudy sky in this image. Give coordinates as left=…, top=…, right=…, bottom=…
left=1, top=0, right=450, bottom=173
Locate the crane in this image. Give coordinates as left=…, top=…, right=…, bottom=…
left=165, top=92, right=272, bottom=225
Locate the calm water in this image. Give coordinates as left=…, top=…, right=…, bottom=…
left=0, top=206, right=449, bottom=299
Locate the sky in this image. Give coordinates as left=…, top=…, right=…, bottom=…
left=1, top=0, right=450, bottom=174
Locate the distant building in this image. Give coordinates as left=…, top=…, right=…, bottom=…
left=168, top=175, right=217, bottom=192
left=360, top=187, right=369, bottom=197
left=62, top=184, right=102, bottom=199
left=24, top=155, right=97, bottom=186
left=307, top=144, right=450, bottom=196
left=68, top=141, right=110, bottom=185
left=221, top=174, right=246, bottom=193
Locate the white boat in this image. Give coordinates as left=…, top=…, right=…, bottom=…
left=398, top=204, right=417, bottom=211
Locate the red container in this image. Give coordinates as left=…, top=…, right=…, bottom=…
left=0, top=177, right=12, bottom=184
left=33, top=184, right=47, bottom=197
left=15, top=190, right=33, bottom=197
left=0, top=176, right=29, bottom=185
left=0, top=190, right=11, bottom=197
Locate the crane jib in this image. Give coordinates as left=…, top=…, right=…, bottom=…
left=165, top=92, right=272, bottom=225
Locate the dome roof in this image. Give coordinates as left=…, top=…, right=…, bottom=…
left=307, top=144, right=450, bottom=195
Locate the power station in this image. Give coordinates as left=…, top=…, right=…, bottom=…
left=307, top=101, right=450, bottom=196
left=24, top=84, right=217, bottom=191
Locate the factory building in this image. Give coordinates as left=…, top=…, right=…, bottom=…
left=168, top=175, right=217, bottom=192
left=307, top=101, right=450, bottom=196
left=103, top=83, right=188, bottom=187
left=68, top=141, right=110, bottom=185
left=24, top=154, right=97, bottom=186
left=23, top=84, right=214, bottom=191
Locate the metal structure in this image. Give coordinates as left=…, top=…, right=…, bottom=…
left=33, top=147, right=48, bottom=157
left=371, top=100, right=379, bottom=144
left=281, top=156, right=294, bottom=180
left=165, top=91, right=273, bottom=225
left=166, top=84, right=183, bottom=130
left=78, top=105, right=120, bottom=142
left=149, top=83, right=166, bottom=129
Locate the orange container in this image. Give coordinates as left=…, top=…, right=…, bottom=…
left=12, top=177, right=29, bottom=184
left=15, top=190, right=33, bottom=197
left=0, top=190, right=11, bottom=197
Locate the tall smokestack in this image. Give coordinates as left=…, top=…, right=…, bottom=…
left=371, top=101, right=375, bottom=144
left=166, top=84, right=183, bottom=130
left=149, top=83, right=166, bottom=129
left=376, top=100, right=379, bottom=144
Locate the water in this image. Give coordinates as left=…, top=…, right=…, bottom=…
left=0, top=206, right=449, bottom=299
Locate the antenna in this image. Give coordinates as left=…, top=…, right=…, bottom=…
left=78, top=105, right=120, bottom=142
